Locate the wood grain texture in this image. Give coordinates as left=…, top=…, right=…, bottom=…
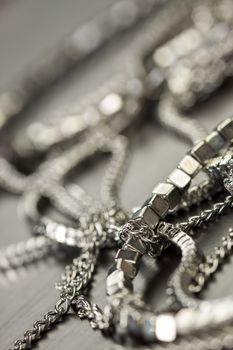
left=0, top=1, right=233, bottom=349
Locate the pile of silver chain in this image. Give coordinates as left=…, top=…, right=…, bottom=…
left=0, top=0, right=233, bottom=349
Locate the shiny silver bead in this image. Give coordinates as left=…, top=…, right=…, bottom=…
left=205, top=131, right=227, bottom=152
left=168, top=169, right=191, bottom=193
left=179, top=155, right=201, bottom=177
left=143, top=194, right=169, bottom=218
left=115, top=248, right=141, bottom=264
left=106, top=268, right=132, bottom=296
left=141, top=315, right=156, bottom=342
left=217, top=117, right=233, bottom=142
left=191, top=141, right=216, bottom=163
left=99, top=93, right=123, bottom=116
left=124, top=236, right=146, bottom=255
left=125, top=311, right=141, bottom=337
left=155, top=314, right=177, bottom=342
left=116, top=259, right=137, bottom=279
left=152, top=182, right=181, bottom=210
left=132, top=206, right=159, bottom=229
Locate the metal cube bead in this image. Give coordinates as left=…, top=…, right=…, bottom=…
left=124, top=236, right=146, bottom=255
left=205, top=131, right=226, bottom=152
left=115, top=248, right=141, bottom=264
left=152, top=182, right=181, bottom=210
left=143, top=194, right=169, bottom=218
left=168, top=168, right=191, bottom=193
left=106, top=268, right=132, bottom=296
left=217, top=117, right=233, bottom=141
left=141, top=315, right=157, bottom=342
left=99, top=93, right=123, bottom=116
left=179, top=155, right=201, bottom=177
left=116, top=259, right=137, bottom=279
left=132, top=206, right=159, bottom=229
left=126, top=313, right=141, bottom=336
left=155, top=314, right=177, bottom=342
left=191, top=141, right=216, bottom=163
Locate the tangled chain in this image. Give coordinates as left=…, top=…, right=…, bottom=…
left=4, top=2, right=233, bottom=348
left=73, top=295, right=109, bottom=330
left=120, top=218, right=167, bottom=256
left=12, top=251, right=96, bottom=350
left=55, top=251, right=97, bottom=297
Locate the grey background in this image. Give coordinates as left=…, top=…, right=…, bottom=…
left=0, top=1, right=232, bottom=349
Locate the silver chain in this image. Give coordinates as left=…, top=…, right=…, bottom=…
left=190, top=227, right=233, bottom=293
left=177, top=195, right=233, bottom=233
left=0, top=236, right=58, bottom=272
left=2, top=1, right=233, bottom=349
left=0, top=0, right=166, bottom=132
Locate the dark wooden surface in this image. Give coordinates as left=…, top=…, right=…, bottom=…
left=0, top=1, right=233, bottom=349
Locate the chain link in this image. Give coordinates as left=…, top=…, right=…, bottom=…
left=177, top=195, right=233, bottom=232
left=12, top=298, right=70, bottom=350
left=190, top=227, right=233, bottom=293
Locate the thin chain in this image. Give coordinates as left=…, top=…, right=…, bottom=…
left=177, top=178, right=223, bottom=211
left=158, top=93, right=207, bottom=145
left=190, top=227, right=233, bottom=293
left=101, top=135, right=129, bottom=207
left=177, top=195, right=233, bottom=232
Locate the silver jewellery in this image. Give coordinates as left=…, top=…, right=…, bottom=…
left=0, top=0, right=167, bottom=196
left=0, top=0, right=217, bottom=276
left=11, top=0, right=233, bottom=168
left=2, top=0, right=232, bottom=193
left=0, top=0, right=166, bottom=130
left=1, top=0, right=200, bottom=269
left=1, top=1, right=233, bottom=349
left=10, top=118, right=233, bottom=349
left=10, top=0, right=193, bottom=161
left=100, top=118, right=233, bottom=342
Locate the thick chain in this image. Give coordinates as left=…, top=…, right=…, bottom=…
left=0, top=157, right=28, bottom=194
left=13, top=298, right=70, bottom=350
left=0, top=236, right=58, bottom=272
left=11, top=250, right=96, bottom=350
